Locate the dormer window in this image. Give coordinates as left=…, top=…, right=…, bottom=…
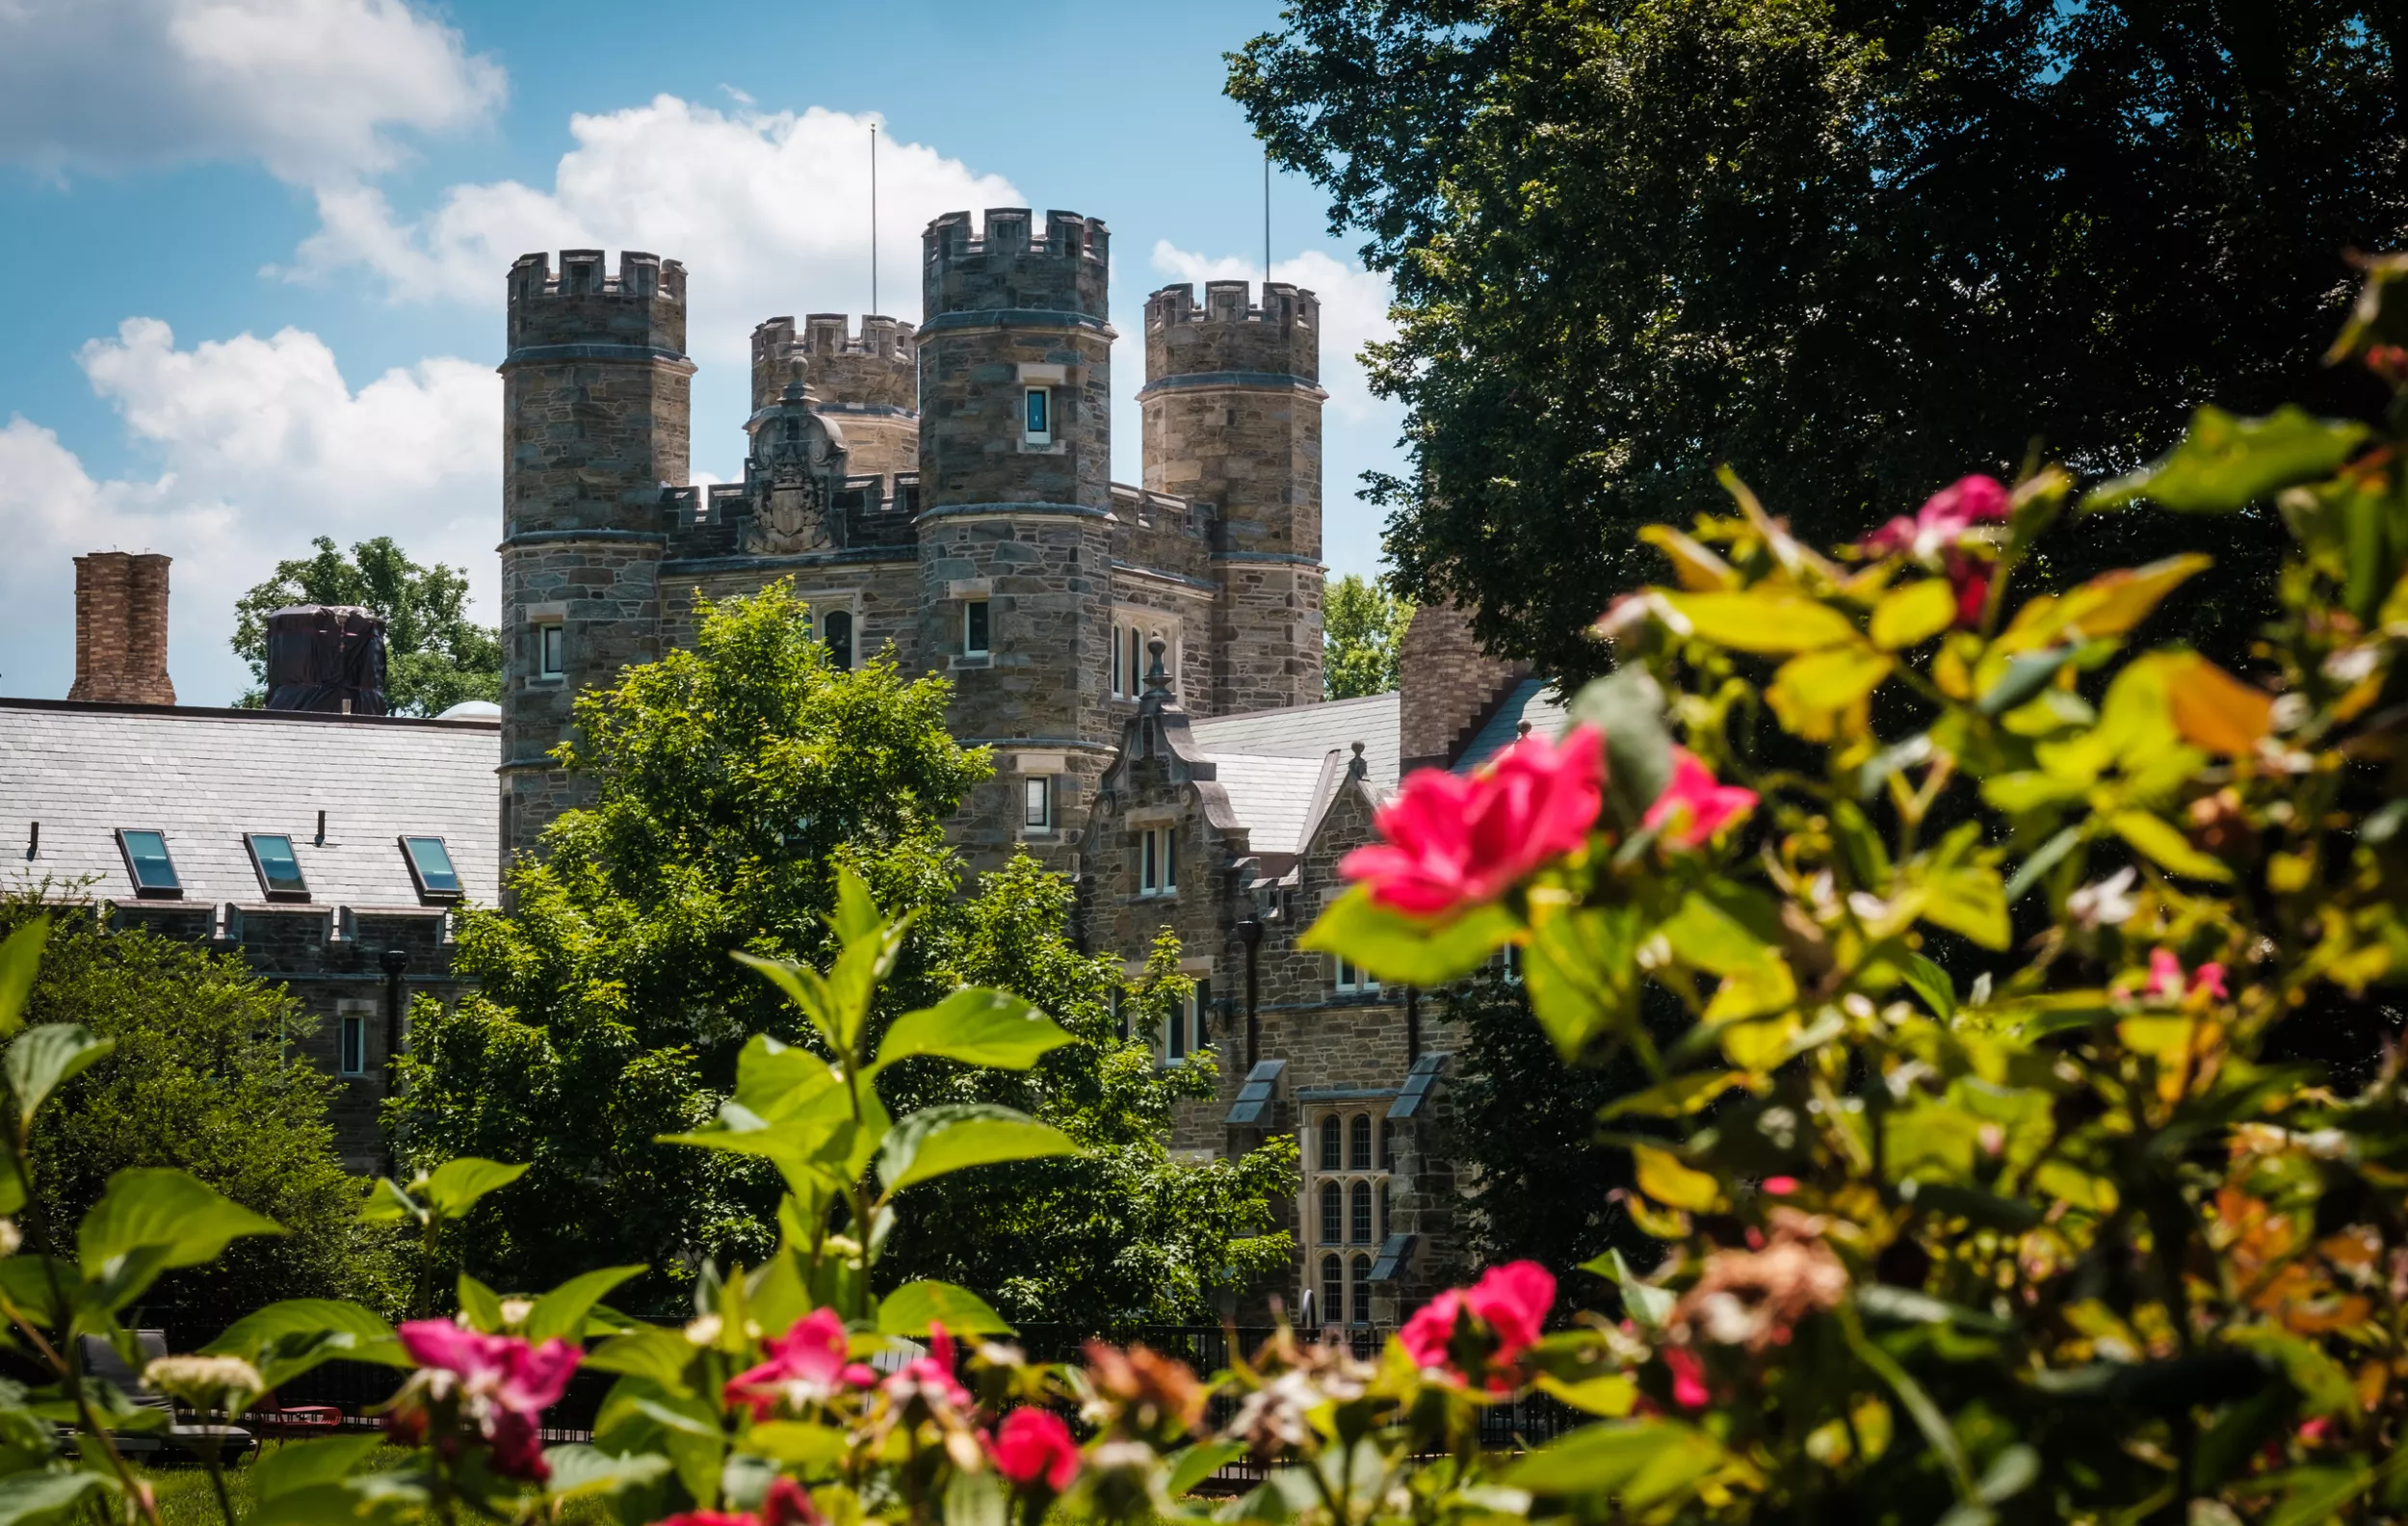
left=1022, top=387, right=1052, bottom=446
left=401, top=836, right=463, bottom=903
left=245, top=833, right=309, bottom=901
left=1139, top=827, right=1176, bottom=898
left=116, top=829, right=181, bottom=899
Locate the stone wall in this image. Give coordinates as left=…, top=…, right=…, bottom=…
left=1398, top=602, right=1529, bottom=772
left=69, top=552, right=176, bottom=706
left=500, top=538, right=664, bottom=855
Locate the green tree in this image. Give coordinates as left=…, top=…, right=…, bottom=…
left=1322, top=572, right=1413, bottom=698
left=232, top=536, right=501, bottom=715
left=391, top=584, right=1293, bottom=1325
left=0, top=891, right=407, bottom=1326
left=1231, top=1, right=2408, bottom=680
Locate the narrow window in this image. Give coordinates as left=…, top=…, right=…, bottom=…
left=1380, top=1118, right=1397, bottom=1171
left=1320, top=1254, right=1344, bottom=1328
left=1138, top=829, right=1176, bottom=897
left=1349, top=1180, right=1373, bottom=1244
left=1164, top=828, right=1177, bottom=891
left=1127, top=626, right=1143, bottom=691
left=1192, top=976, right=1212, bottom=1049
left=1350, top=1254, right=1372, bottom=1325
left=1023, top=386, right=1052, bottom=444
left=962, top=599, right=990, bottom=656
left=1166, top=991, right=1188, bottom=1061
left=245, top=832, right=308, bottom=901
left=1379, top=1179, right=1391, bottom=1241
left=537, top=622, right=565, bottom=679
left=339, top=1013, right=367, bottom=1077
left=1111, top=623, right=1125, bottom=697
left=1319, top=1180, right=1342, bottom=1245
left=401, top=836, right=463, bottom=903
left=116, top=829, right=181, bottom=898
left=824, top=609, right=854, bottom=671
left=1022, top=776, right=1053, bottom=831
left=1349, top=1114, right=1373, bottom=1171
left=1319, top=1116, right=1341, bottom=1172
left=1139, top=830, right=1158, bottom=895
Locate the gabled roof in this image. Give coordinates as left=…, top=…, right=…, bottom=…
left=1452, top=678, right=1569, bottom=774
left=1200, top=750, right=1331, bottom=856
left=0, top=697, right=500, bottom=908
left=1189, top=692, right=1400, bottom=790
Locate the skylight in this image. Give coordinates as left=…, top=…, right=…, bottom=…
left=401, top=836, right=462, bottom=902
left=116, top=829, right=181, bottom=898
left=245, top=833, right=309, bottom=901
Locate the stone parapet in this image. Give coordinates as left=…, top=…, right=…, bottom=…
left=923, top=209, right=1110, bottom=320
left=1143, top=281, right=1319, bottom=385
left=506, top=250, right=687, bottom=356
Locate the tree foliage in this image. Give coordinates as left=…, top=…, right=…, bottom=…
left=231, top=536, right=501, bottom=715
left=390, top=585, right=1291, bottom=1328
left=1231, top=0, right=2408, bottom=679
left=0, top=891, right=406, bottom=1326
left=1322, top=572, right=1414, bottom=699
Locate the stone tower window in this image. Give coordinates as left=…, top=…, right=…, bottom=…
left=823, top=609, right=854, bottom=671
left=962, top=599, right=990, bottom=657
left=537, top=621, right=565, bottom=679
left=1021, top=776, right=1053, bottom=832
left=1022, top=386, right=1052, bottom=446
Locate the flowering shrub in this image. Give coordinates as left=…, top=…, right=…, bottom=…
left=0, top=269, right=2403, bottom=1526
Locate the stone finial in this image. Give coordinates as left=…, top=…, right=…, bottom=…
left=1348, top=741, right=1368, bottom=780
left=1144, top=637, right=1171, bottom=694
left=1518, top=720, right=1533, bottom=739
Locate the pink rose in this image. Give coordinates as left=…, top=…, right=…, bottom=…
left=1663, top=1347, right=1711, bottom=1410
left=725, top=1308, right=877, bottom=1420
left=391, top=1319, right=581, bottom=1482
left=1398, top=1261, right=1557, bottom=1386
left=1341, top=727, right=1606, bottom=917
left=989, top=1408, right=1081, bottom=1493
left=1643, top=750, right=1758, bottom=848
left=2144, top=949, right=2227, bottom=1003
left=882, top=1322, right=971, bottom=1411
left=1860, top=475, right=2010, bottom=561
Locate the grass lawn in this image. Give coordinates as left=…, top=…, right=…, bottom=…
left=132, top=1444, right=616, bottom=1524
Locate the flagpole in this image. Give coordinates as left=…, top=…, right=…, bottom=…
left=871, top=122, right=879, bottom=315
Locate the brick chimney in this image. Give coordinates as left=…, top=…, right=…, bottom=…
left=68, top=552, right=176, bottom=705
left=1399, top=602, right=1527, bottom=772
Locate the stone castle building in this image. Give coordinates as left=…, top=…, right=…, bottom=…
left=3, top=207, right=1567, bottom=1330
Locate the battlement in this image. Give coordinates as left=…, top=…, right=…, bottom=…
left=506, top=250, right=688, bottom=356
left=750, top=313, right=919, bottom=414
left=923, top=208, right=1111, bottom=321
left=1143, top=281, right=1319, bottom=384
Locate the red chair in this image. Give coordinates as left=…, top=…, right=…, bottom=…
left=248, top=1393, right=344, bottom=1441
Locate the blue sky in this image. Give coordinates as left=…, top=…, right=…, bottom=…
left=0, top=0, right=1400, bottom=704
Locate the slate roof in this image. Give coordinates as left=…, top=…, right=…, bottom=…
left=1453, top=678, right=1569, bottom=774
left=1189, top=692, right=1400, bottom=789
left=1202, top=750, right=1335, bottom=855
left=0, top=697, right=501, bottom=908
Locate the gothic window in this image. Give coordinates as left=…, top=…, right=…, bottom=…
left=824, top=609, right=853, bottom=671
left=1380, top=1118, right=1397, bottom=1171
left=1349, top=1114, right=1373, bottom=1171
left=1321, top=1254, right=1343, bottom=1328
left=1349, top=1180, right=1373, bottom=1244
left=1319, top=1118, right=1341, bottom=1172
left=1379, top=1180, right=1391, bottom=1241
left=1320, top=1180, right=1342, bottom=1245
left=1349, top=1254, right=1372, bottom=1325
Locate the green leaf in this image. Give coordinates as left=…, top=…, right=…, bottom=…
left=1298, top=884, right=1519, bottom=987
left=0, top=1135, right=25, bottom=1218
left=417, top=1157, right=528, bottom=1219
left=78, top=1168, right=283, bottom=1277
left=1920, top=866, right=2011, bottom=950
left=0, top=1468, right=110, bottom=1524
left=1767, top=645, right=1892, bottom=741
left=1660, top=591, right=1858, bottom=654
left=876, top=1279, right=1015, bottom=1336
left=456, top=1274, right=504, bottom=1332
left=1505, top=1418, right=1727, bottom=1508
left=0, top=919, right=49, bottom=1040
left=253, top=1434, right=385, bottom=1502
left=1567, top=666, right=1675, bottom=830
left=1166, top=1441, right=1249, bottom=1499
left=1896, top=951, right=1956, bottom=1018
left=525, top=1264, right=647, bottom=1344
left=2001, top=826, right=2081, bottom=906
left=1581, top=1249, right=1675, bottom=1331
left=2083, top=405, right=2369, bottom=513
left=1870, top=580, right=1957, bottom=650
left=357, top=1177, right=421, bottom=1226
left=5, top=1024, right=112, bottom=1122
left=869, top=988, right=1072, bottom=1076
left=542, top=1444, right=675, bottom=1500
left=205, top=1299, right=406, bottom=1383
left=581, top=1326, right=698, bottom=1390
left=1535, top=1373, right=1638, bottom=1416
left=2110, top=810, right=2235, bottom=882
left=0, top=1257, right=74, bottom=1327
left=1631, top=1144, right=1725, bottom=1213
left=877, top=1105, right=1076, bottom=1195
left=1976, top=647, right=2075, bottom=716
left=733, top=951, right=844, bottom=1058
left=1599, top=1071, right=1746, bottom=1120
left=1523, top=904, right=1645, bottom=1060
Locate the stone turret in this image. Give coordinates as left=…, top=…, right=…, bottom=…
left=749, top=314, right=919, bottom=480
left=498, top=249, right=694, bottom=855
left=1141, top=280, right=1326, bottom=715
left=916, top=209, right=1117, bottom=870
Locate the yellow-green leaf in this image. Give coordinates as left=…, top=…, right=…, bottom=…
left=2110, top=810, right=2235, bottom=881
left=1599, top=1071, right=1748, bottom=1119
left=1660, top=591, right=1859, bottom=654
left=1767, top=645, right=1894, bottom=741
left=1300, top=884, right=1521, bottom=987
left=1536, top=1374, right=1639, bottom=1417
left=2083, top=405, right=2369, bottom=513
left=1920, top=866, right=2011, bottom=951
left=1632, top=1144, right=1725, bottom=1213
left=1637, top=525, right=1737, bottom=592
left=2164, top=654, right=2275, bottom=756
left=1996, top=556, right=2210, bottom=651
left=1870, top=580, right=1957, bottom=650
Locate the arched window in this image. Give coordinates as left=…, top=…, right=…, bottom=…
left=1320, top=1180, right=1342, bottom=1246
left=1349, top=1254, right=1372, bottom=1326
left=1348, top=1114, right=1373, bottom=1171
left=1379, top=1118, right=1397, bottom=1171
left=1321, top=1254, right=1344, bottom=1329
left=1320, top=1117, right=1342, bottom=1172
left=1349, top=1180, right=1374, bottom=1244
left=824, top=609, right=854, bottom=671
left=1378, top=1180, right=1391, bottom=1242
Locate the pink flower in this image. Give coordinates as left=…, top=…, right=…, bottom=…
left=725, top=1308, right=876, bottom=1420
left=882, top=1322, right=971, bottom=1411
left=391, top=1319, right=580, bottom=1482
left=1761, top=1176, right=1798, bottom=1197
left=659, top=1479, right=818, bottom=1526
left=1662, top=1347, right=1711, bottom=1410
left=1398, top=1261, right=1557, bottom=1386
left=1860, top=475, right=2010, bottom=561
left=1341, top=727, right=1605, bottom=917
left=989, top=1408, right=1081, bottom=1493
left=1946, top=552, right=1992, bottom=628
left=2144, top=949, right=2227, bottom=1003
left=2192, top=961, right=2228, bottom=1000
left=1643, top=750, right=1758, bottom=848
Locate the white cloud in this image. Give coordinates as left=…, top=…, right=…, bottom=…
left=0, top=0, right=504, bottom=183
left=289, top=96, right=1022, bottom=369
left=0, top=320, right=495, bottom=703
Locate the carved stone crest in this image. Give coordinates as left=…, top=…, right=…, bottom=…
left=746, top=381, right=848, bottom=555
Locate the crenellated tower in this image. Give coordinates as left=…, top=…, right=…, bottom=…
left=1140, top=280, right=1325, bottom=715
left=916, top=209, right=1115, bottom=870
left=749, top=313, right=919, bottom=479
left=498, top=249, right=694, bottom=856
